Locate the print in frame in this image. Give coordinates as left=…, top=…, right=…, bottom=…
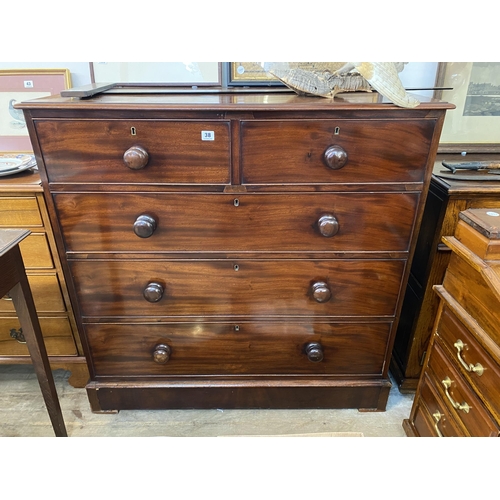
left=435, top=62, right=500, bottom=153
left=0, top=69, right=71, bottom=153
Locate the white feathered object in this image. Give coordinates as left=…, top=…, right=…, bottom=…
left=268, top=62, right=420, bottom=109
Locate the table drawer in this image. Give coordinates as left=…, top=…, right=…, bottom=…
left=428, top=340, right=499, bottom=437
left=240, top=119, right=435, bottom=184
left=54, top=192, right=419, bottom=253
left=70, top=258, right=405, bottom=318
left=85, top=321, right=391, bottom=376
left=18, top=233, right=54, bottom=269
left=35, top=120, right=231, bottom=184
left=0, top=197, right=42, bottom=227
left=414, top=373, right=466, bottom=437
left=437, top=304, right=500, bottom=421
left=0, top=316, right=77, bottom=356
left=0, top=274, right=65, bottom=313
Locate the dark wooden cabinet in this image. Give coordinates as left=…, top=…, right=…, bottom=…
left=18, top=90, right=451, bottom=412
left=392, top=154, right=500, bottom=392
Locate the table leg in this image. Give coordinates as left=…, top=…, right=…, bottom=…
left=8, top=248, right=67, bottom=437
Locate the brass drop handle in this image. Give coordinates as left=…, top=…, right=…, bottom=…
left=123, top=145, right=149, bottom=170
left=441, top=377, right=470, bottom=413
left=153, top=344, right=171, bottom=364
left=432, top=412, right=444, bottom=437
left=454, top=339, right=484, bottom=376
left=10, top=328, right=26, bottom=344
left=318, top=214, right=339, bottom=237
left=143, top=282, right=164, bottom=302
left=2, top=292, right=13, bottom=301
left=133, top=215, right=157, bottom=238
left=311, top=281, right=331, bottom=303
left=323, top=145, right=348, bottom=170
left=305, top=342, right=324, bottom=362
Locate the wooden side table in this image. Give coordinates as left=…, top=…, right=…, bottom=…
left=0, top=228, right=66, bottom=437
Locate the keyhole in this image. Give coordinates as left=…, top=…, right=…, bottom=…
left=131, top=127, right=137, bottom=136
left=234, top=199, right=239, bottom=207
left=234, top=264, right=239, bottom=271
left=334, top=127, right=340, bottom=135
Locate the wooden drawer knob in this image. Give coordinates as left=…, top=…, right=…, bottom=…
left=153, top=344, right=171, bottom=364
left=305, top=342, right=324, bottom=362
left=123, top=145, right=149, bottom=170
left=318, top=214, right=339, bottom=237
left=133, top=215, right=157, bottom=238
left=311, top=281, right=331, bottom=303
left=323, top=145, right=348, bottom=170
left=143, top=282, right=164, bottom=302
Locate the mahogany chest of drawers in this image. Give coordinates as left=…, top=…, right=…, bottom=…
left=18, top=89, right=451, bottom=412
left=404, top=208, right=500, bottom=436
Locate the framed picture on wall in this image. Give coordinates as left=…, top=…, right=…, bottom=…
left=0, top=69, right=71, bottom=153
left=435, top=62, right=500, bottom=153
left=90, top=62, right=222, bottom=86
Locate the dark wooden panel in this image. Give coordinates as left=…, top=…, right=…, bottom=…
left=35, top=120, right=231, bottom=184
left=87, top=379, right=391, bottom=411
left=241, top=119, right=435, bottom=184
left=70, top=258, right=405, bottom=318
left=85, top=321, right=392, bottom=376
left=54, top=192, right=419, bottom=253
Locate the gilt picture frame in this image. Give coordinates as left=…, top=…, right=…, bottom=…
left=0, top=69, right=71, bottom=153
left=435, top=62, right=500, bottom=153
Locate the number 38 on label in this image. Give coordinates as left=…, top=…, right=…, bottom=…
left=201, top=131, right=215, bottom=141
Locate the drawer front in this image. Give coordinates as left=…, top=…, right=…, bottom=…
left=54, top=192, right=419, bottom=253
left=85, top=321, right=392, bottom=376
left=35, top=120, right=231, bottom=184
left=241, top=119, right=435, bottom=184
left=19, top=233, right=54, bottom=269
left=427, top=340, right=499, bottom=437
left=437, top=305, right=500, bottom=421
left=0, top=274, right=65, bottom=313
left=70, top=259, right=405, bottom=318
left=0, top=197, right=42, bottom=227
left=0, top=316, right=77, bottom=356
left=414, top=373, right=466, bottom=437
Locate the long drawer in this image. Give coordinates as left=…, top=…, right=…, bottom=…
left=437, top=304, right=500, bottom=422
left=35, top=120, right=231, bottom=184
left=54, top=192, right=419, bottom=253
left=85, top=321, right=392, bottom=376
left=70, top=258, right=405, bottom=318
left=0, top=316, right=77, bottom=356
left=0, top=274, right=66, bottom=313
left=240, top=119, right=435, bottom=184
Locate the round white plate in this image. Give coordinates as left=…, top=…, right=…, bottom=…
left=0, top=155, right=37, bottom=177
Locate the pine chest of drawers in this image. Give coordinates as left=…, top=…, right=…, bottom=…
left=18, top=90, right=451, bottom=412
left=404, top=208, right=500, bottom=436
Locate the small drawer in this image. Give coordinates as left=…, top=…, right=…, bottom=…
left=54, top=192, right=419, bottom=253
left=0, top=197, right=42, bottom=227
left=19, top=233, right=54, bottom=269
left=85, top=321, right=392, bottom=376
left=240, top=119, right=435, bottom=184
left=427, top=340, right=499, bottom=437
left=414, top=373, right=466, bottom=437
left=0, top=274, right=66, bottom=313
left=35, top=120, right=231, bottom=185
left=0, top=316, right=77, bottom=356
left=437, top=304, right=500, bottom=422
left=70, top=258, right=405, bottom=319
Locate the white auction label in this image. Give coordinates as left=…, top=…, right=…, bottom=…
left=201, top=131, right=215, bottom=141
left=486, top=211, right=500, bottom=217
